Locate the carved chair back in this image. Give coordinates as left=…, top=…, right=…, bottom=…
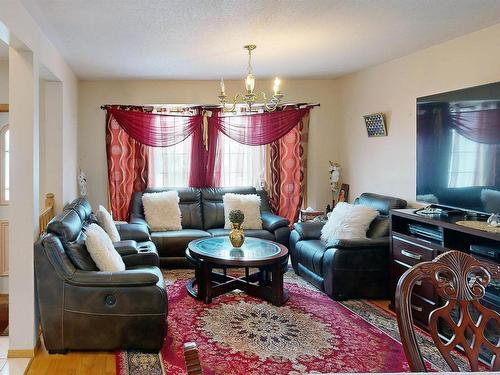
left=395, top=250, right=500, bottom=372
left=183, top=342, right=203, bottom=375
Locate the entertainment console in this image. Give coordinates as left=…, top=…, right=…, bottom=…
left=389, top=209, right=500, bottom=328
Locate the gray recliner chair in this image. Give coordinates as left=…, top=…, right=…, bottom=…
left=289, top=193, right=407, bottom=300
left=35, top=197, right=167, bottom=353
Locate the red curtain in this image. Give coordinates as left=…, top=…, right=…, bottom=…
left=209, top=107, right=311, bottom=145
left=188, top=117, right=222, bottom=187
left=106, top=107, right=202, bottom=147
left=106, top=107, right=149, bottom=221
left=104, top=106, right=312, bottom=222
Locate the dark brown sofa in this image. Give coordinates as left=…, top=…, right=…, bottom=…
left=34, top=197, right=167, bottom=353
left=129, top=187, right=290, bottom=268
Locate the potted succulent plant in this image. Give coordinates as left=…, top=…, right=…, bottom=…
left=228, top=209, right=245, bottom=247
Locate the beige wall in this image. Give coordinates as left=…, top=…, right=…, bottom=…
left=78, top=79, right=338, bottom=211
left=1, top=0, right=79, bottom=352
left=334, top=23, right=500, bottom=206
left=0, top=60, right=7, bottom=103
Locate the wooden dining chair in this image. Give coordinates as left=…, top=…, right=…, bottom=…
left=183, top=342, right=203, bottom=375
left=395, top=250, right=500, bottom=372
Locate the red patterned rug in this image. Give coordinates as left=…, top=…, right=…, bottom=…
left=116, top=269, right=437, bottom=374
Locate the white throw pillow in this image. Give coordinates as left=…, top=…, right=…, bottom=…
left=320, top=202, right=379, bottom=242
left=142, top=191, right=182, bottom=231
left=96, top=205, right=120, bottom=242
left=85, top=224, right=125, bottom=272
left=223, top=193, right=262, bottom=230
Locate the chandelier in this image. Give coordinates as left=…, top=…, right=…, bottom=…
left=218, top=44, right=283, bottom=112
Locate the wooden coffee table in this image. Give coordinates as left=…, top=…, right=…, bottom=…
left=185, top=237, right=289, bottom=306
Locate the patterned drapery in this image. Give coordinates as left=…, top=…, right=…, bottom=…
left=106, top=106, right=149, bottom=221
left=269, top=113, right=310, bottom=224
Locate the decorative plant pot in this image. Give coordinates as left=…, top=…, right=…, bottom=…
left=229, top=222, right=245, bottom=248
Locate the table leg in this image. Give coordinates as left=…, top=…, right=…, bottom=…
left=271, top=262, right=285, bottom=306
left=201, top=262, right=212, bottom=304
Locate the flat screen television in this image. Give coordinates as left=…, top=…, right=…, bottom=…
left=416, top=82, right=500, bottom=214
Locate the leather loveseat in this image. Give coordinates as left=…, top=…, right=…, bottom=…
left=129, top=187, right=290, bottom=267
left=34, top=197, right=167, bottom=353
left=289, top=193, right=407, bottom=300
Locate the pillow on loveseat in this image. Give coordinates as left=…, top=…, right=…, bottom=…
left=321, top=202, right=378, bottom=242
left=96, top=205, right=120, bottom=242
left=85, top=223, right=125, bottom=272
left=142, top=191, right=182, bottom=231
left=223, top=193, right=262, bottom=230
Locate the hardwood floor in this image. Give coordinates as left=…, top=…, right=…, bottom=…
left=26, top=299, right=394, bottom=374
left=27, top=340, right=115, bottom=375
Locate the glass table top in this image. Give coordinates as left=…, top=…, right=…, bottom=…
left=189, top=237, right=282, bottom=261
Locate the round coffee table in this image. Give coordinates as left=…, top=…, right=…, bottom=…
left=185, top=237, right=289, bottom=306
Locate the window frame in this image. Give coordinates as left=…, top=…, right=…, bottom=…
left=0, top=124, right=9, bottom=205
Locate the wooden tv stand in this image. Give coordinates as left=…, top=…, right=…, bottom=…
left=389, top=209, right=500, bottom=328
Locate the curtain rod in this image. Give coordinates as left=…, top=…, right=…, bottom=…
left=100, top=103, right=320, bottom=110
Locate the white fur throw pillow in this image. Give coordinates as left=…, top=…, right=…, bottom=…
left=96, top=205, right=120, bottom=242
left=85, top=224, right=125, bottom=272
left=223, top=193, right=262, bottom=230
left=142, top=191, right=182, bottom=231
left=321, top=202, right=379, bottom=242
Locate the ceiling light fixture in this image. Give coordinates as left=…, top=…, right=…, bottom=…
left=218, top=44, right=283, bottom=112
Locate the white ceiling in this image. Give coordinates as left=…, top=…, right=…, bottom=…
left=20, top=0, right=500, bottom=80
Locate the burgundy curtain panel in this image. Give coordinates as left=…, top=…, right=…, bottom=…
left=210, top=107, right=311, bottom=145
left=106, top=107, right=203, bottom=147
left=105, top=105, right=312, bottom=222
left=106, top=106, right=150, bottom=221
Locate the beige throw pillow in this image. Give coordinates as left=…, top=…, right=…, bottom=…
left=223, top=193, right=262, bottom=230
left=85, top=224, right=125, bottom=272
left=96, top=205, right=120, bottom=242
left=142, top=191, right=182, bottom=231
left=321, top=202, right=379, bottom=242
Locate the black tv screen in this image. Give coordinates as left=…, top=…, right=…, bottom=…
left=416, top=82, right=500, bottom=214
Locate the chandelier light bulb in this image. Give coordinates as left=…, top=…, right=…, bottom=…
left=245, top=73, right=255, bottom=93
left=220, top=78, right=225, bottom=94
left=273, top=77, right=281, bottom=95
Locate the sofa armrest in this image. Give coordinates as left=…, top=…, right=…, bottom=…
left=113, top=240, right=138, bottom=256
left=116, top=222, right=150, bottom=241
left=325, top=237, right=389, bottom=250
left=261, top=211, right=289, bottom=231
left=67, top=268, right=159, bottom=287
left=293, top=222, right=325, bottom=241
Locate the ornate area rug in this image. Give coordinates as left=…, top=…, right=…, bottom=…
left=117, top=269, right=436, bottom=375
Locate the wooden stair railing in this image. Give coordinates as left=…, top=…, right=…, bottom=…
left=39, top=193, right=55, bottom=236
left=183, top=342, right=203, bottom=375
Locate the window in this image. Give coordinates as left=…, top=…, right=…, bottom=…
left=0, top=125, right=9, bottom=204
left=148, top=135, right=266, bottom=188
left=148, top=136, right=192, bottom=187
left=146, top=105, right=267, bottom=189
left=218, top=134, right=266, bottom=188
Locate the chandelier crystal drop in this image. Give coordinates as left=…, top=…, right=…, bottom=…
left=218, top=44, right=283, bottom=112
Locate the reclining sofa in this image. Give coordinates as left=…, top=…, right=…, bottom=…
left=129, top=187, right=290, bottom=267
left=289, top=193, right=407, bottom=300
left=34, top=197, right=167, bottom=353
